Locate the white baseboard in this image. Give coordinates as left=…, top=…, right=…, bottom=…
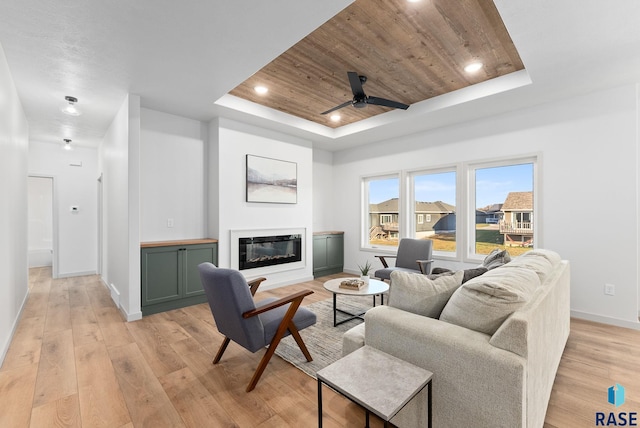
left=258, top=275, right=315, bottom=291
left=0, top=289, right=29, bottom=367
left=108, top=283, right=120, bottom=307
left=571, top=310, right=640, bottom=331
left=120, top=306, right=142, bottom=322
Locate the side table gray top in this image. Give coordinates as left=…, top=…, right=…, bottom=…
left=317, top=345, right=433, bottom=422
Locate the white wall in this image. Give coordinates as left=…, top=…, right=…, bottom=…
left=29, top=142, right=98, bottom=276
left=210, top=118, right=314, bottom=288
left=140, top=108, right=208, bottom=241
left=27, top=176, right=53, bottom=268
left=0, top=44, right=29, bottom=364
left=313, top=148, right=335, bottom=232
left=331, top=84, right=640, bottom=328
left=100, top=94, right=142, bottom=321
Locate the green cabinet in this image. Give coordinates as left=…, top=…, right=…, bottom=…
left=141, top=239, right=218, bottom=316
left=313, top=232, right=344, bottom=277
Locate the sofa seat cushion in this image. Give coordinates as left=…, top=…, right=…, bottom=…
left=388, top=270, right=464, bottom=318
left=439, top=267, right=539, bottom=335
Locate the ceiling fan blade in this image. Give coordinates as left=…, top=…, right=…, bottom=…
left=347, top=71, right=365, bottom=98
left=367, top=96, right=410, bottom=110
left=321, top=100, right=353, bottom=115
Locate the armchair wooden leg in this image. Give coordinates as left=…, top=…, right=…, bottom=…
left=213, top=337, right=231, bottom=364
left=246, top=297, right=305, bottom=392
left=289, top=323, right=312, bottom=362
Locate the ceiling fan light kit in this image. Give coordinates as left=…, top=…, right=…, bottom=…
left=321, top=71, right=410, bottom=115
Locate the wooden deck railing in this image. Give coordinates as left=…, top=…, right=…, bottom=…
left=499, top=221, right=533, bottom=234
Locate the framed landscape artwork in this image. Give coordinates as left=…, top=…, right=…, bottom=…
left=246, top=155, right=297, bottom=204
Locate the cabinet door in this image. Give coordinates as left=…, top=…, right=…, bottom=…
left=313, top=236, right=328, bottom=271
left=141, top=246, right=182, bottom=306
left=326, top=234, right=344, bottom=268
left=183, top=244, right=218, bottom=297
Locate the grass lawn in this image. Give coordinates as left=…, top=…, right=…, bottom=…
left=370, top=226, right=532, bottom=257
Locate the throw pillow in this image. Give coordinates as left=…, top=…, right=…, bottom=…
left=431, top=267, right=453, bottom=275
left=439, top=267, right=539, bottom=335
left=388, top=270, right=464, bottom=318
left=462, top=266, right=488, bottom=283
left=481, top=248, right=511, bottom=270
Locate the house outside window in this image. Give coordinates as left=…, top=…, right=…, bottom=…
left=364, top=175, right=400, bottom=248
left=470, top=159, right=536, bottom=258
left=410, top=169, right=457, bottom=255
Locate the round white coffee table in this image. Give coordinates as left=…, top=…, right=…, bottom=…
left=323, top=278, right=389, bottom=326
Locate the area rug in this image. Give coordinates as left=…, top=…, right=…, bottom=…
left=274, top=295, right=374, bottom=378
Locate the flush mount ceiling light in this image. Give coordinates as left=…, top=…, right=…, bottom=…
left=63, top=138, right=72, bottom=150
left=61, top=95, right=81, bottom=116
left=254, top=86, right=268, bottom=95
left=464, top=62, right=483, bottom=73
left=330, top=114, right=341, bottom=122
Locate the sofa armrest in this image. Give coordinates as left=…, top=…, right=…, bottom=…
left=364, top=306, right=526, bottom=428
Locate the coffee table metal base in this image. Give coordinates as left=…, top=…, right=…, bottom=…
left=330, top=293, right=384, bottom=327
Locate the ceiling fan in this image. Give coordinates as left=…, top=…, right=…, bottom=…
left=321, top=71, right=410, bottom=115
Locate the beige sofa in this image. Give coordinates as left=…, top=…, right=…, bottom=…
left=342, top=249, right=570, bottom=428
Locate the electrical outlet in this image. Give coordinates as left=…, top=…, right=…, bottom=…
left=604, top=284, right=615, bottom=296
left=167, top=218, right=174, bottom=228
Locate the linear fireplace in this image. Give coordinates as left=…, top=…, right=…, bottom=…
left=239, top=234, right=302, bottom=270
left=230, top=228, right=306, bottom=275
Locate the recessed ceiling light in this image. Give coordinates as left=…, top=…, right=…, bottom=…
left=464, top=62, right=483, bottom=73
left=61, top=96, right=81, bottom=116
left=254, top=86, right=268, bottom=95
left=330, top=114, right=341, bottom=122
left=407, top=0, right=421, bottom=3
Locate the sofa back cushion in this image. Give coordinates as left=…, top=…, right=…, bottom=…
left=439, top=267, right=540, bottom=335
left=388, top=270, right=464, bottom=318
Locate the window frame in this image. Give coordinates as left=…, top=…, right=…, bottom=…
left=407, top=166, right=459, bottom=260
left=361, top=172, right=402, bottom=252
left=360, top=154, right=540, bottom=261
left=465, top=155, right=539, bottom=263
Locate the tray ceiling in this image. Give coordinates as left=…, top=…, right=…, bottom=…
left=229, top=0, right=524, bottom=128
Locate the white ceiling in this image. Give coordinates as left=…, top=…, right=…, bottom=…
left=1, top=0, right=640, bottom=152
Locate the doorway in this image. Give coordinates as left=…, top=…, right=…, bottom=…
left=28, top=175, right=57, bottom=278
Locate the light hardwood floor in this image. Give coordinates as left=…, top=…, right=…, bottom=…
left=1, top=267, right=638, bottom=427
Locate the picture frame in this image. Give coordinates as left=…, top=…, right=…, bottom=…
left=246, top=154, right=297, bottom=204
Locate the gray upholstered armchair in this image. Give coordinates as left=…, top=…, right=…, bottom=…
left=374, top=238, right=434, bottom=281
left=198, top=263, right=316, bottom=392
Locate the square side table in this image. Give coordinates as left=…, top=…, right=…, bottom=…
left=317, top=345, right=433, bottom=427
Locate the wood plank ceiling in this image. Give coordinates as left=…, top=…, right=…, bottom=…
left=229, top=0, right=524, bottom=129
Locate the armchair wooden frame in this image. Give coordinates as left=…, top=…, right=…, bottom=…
left=212, top=276, right=314, bottom=392
left=375, top=255, right=433, bottom=275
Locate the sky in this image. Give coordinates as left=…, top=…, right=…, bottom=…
left=369, top=163, right=533, bottom=208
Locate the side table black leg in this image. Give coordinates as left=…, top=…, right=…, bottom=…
left=365, top=409, right=370, bottom=428
left=332, top=293, right=337, bottom=327
left=428, top=379, right=432, bottom=428
left=318, top=378, right=323, bottom=428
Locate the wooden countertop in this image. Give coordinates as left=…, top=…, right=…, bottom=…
left=140, top=238, right=218, bottom=248
left=313, top=231, right=344, bottom=236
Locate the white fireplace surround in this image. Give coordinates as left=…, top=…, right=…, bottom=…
left=230, top=228, right=306, bottom=277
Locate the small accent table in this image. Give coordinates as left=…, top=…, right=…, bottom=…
left=322, top=278, right=389, bottom=326
left=317, top=346, right=433, bottom=428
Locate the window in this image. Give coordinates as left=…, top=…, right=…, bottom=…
left=470, top=160, right=535, bottom=258
left=410, top=170, right=456, bottom=255
left=361, top=157, right=537, bottom=259
left=363, top=175, right=400, bottom=248
left=380, top=214, right=393, bottom=224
